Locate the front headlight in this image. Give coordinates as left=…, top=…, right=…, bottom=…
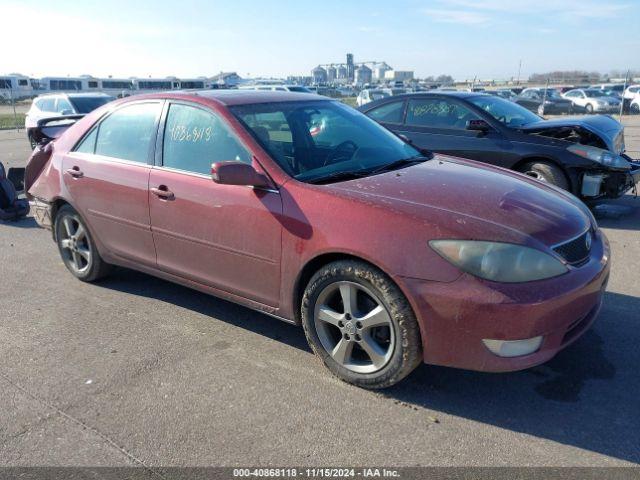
left=567, top=144, right=630, bottom=170
left=430, top=240, right=568, bottom=283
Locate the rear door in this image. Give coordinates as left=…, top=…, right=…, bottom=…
left=393, top=97, right=512, bottom=166
left=63, top=101, right=163, bottom=267
left=148, top=101, right=283, bottom=307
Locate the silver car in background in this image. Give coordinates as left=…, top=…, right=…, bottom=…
left=563, top=89, right=621, bottom=114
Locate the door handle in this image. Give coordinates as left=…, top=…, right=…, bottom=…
left=151, top=186, right=175, bottom=200
left=66, top=167, right=84, bottom=178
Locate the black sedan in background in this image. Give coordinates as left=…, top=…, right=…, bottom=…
left=358, top=92, right=640, bottom=201
left=514, top=88, right=576, bottom=115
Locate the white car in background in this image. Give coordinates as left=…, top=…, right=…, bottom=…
left=623, top=84, right=640, bottom=101
left=562, top=88, right=621, bottom=114
left=25, top=92, right=114, bottom=149
left=356, top=88, right=390, bottom=106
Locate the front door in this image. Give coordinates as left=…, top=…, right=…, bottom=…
left=63, top=101, right=163, bottom=266
left=396, top=97, right=513, bottom=167
left=148, top=102, right=283, bottom=307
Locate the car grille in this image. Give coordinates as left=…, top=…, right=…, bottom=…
left=553, top=231, right=592, bottom=266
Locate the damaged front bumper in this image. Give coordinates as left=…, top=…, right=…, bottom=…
left=581, top=158, right=640, bottom=199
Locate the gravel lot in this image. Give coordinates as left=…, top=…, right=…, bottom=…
left=1, top=117, right=639, bottom=468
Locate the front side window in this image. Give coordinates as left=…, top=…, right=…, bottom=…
left=231, top=100, right=420, bottom=182
left=468, top=95, right=541, bottom=128
left=94, top=103, right=161, bottom=163
left=163, top=104, right=251, bottom=175
left=367, top=101, right=405, bottom=123
left=405, top=98, right=479, bottom=129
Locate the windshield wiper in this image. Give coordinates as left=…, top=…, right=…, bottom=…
left=368, top=155, right=432, bottom=175
left=306, top=155, right=432, bottom=185
left=306, top=169, right=373, bottom=185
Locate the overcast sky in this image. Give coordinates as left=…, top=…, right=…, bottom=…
left=2, top=0, right=638, bottom=80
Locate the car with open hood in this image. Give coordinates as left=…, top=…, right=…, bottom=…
left=359, top=92, right=640, bottom=201
left=25, top=91, right=610, bottom=388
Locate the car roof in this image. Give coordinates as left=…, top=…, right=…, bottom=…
left=143, top=89, right=331, bottom=106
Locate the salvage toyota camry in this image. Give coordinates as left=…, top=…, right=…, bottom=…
left=25, top=91, right=610, bottom=389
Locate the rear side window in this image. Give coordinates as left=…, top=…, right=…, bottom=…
left=367, top=101, right=404, bottom=123
left=162, top=103, right=251, bottom=175
left=38, top=98, right=56, bottom=112
left=405, top=98, right=479, bottom=130
left=94, top=103, right=161, bottom=163
left=75, top=128, right=98, bottom=154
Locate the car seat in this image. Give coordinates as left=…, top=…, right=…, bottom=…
left=0, top=162, right=29, bottom=221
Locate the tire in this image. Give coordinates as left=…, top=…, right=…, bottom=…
left=585, top=103, right=594, bottom=114
left=517, top=161, right=569, bottom=191
left=301, top=260, right=422, bottom=389
left=54, top=205, right=111, bottom=282
left=631, top=103, right=640, bottom=115
left=28, top=133, right=37, bottom=150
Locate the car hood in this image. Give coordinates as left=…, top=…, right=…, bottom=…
left=520, top=115, right=625, bottom=154
left=328, top=156, right=591, bottom=248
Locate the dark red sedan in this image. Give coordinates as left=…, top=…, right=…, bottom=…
left=25, top=91, right=610, bottom=389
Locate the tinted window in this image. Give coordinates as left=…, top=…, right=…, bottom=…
left=468, top=95, right=541, bottom=127
left=405, top=98, right=479, bottom=129
left=163, top=104, right=251, bottom=175
left=69, top=96, right=113, bottom=114
left=367, top=101, right=405, bottom=123
left=18, top=79, right=28, bottom=86
left=95, top=103, right=161, bottom=163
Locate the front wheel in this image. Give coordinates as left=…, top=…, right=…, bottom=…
left=54, top=205, right=111, bottom=282
left=301, top=260, right=422, bottom=389
left=517, top=161, right=569, bottom=191
left=631, top=103, right=640, bottom=115
left=28, top=133, right=37, bottom=150
left=585, top=103, right=594, bottom=114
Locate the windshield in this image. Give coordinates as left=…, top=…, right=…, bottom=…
left=468, top=95, right=541, bottom=128
left=230, top=100, right=422, bottom=183
left=69, top=96, right=114, bottom=114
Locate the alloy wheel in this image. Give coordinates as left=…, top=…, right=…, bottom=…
left=313, top=281, right=395, bottom=374
left=58, top=213, right=92, bottom=275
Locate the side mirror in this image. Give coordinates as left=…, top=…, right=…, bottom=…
left=466, top=119, right=492, bottom=133
left=211, top=161, right=272, bottom=188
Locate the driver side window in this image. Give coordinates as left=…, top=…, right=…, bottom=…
left=405, top=98, right=479, bottom=130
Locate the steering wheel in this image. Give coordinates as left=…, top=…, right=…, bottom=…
left=324, top=140, right=358, bottom=166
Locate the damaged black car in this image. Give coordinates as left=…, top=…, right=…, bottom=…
left=359, top=92, right=640, bottom=202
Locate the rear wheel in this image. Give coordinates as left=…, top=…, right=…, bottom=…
left=517, top=161, right=569, bottom=191
left=631, top=103, right=640, bottom=115
left=301, top=260, right=422, bottom=389
left=585, top=103, right=594, bottom=114
left=54, top=205, right=111, bottom=282
left=28, top=133, right=37, bottom=150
